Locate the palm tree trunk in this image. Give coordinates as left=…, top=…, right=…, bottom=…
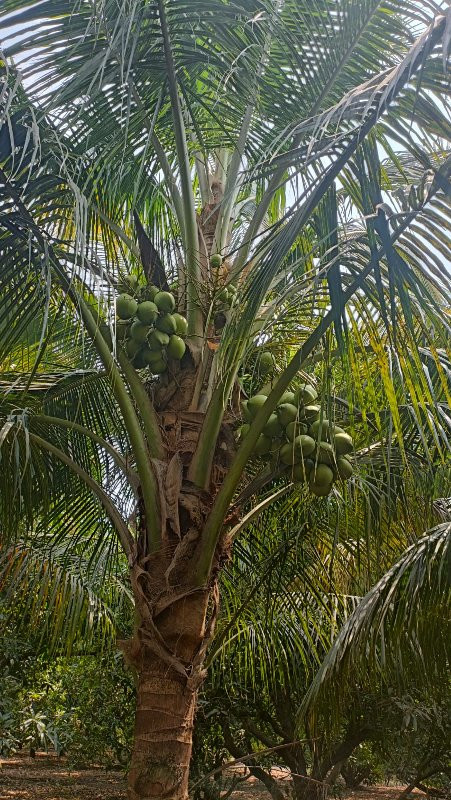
left=127, top=656, right=198, bottom=800
left=125, top=588, right=213, bottom=800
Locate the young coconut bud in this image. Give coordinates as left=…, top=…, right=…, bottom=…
left=280, top=442, right=296, bottom=465
left=300, top=404, right=320, bottom=422
left=316, top=441, right=336, bottom=466
left=148, top=285, right=160, bottom=301
left=257, top=351, right=276, bottom=375
left=310, top=463, right=334, bottom=488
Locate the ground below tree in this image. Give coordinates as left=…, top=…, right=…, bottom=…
left=0, top=754, right=434, bottom=800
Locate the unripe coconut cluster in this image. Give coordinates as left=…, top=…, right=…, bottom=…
left=237, top=381, right=354, bottom=497
left=215, top=282, right=237, bottom=310
left=115, top=277, right=187, bottom=373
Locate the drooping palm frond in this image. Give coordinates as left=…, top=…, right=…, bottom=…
left=0, top=535, right=132, bottom=654
left=302, top=523, right=451, bottom=734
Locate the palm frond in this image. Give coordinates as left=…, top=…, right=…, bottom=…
left=302, top=523, right=451, bottom=734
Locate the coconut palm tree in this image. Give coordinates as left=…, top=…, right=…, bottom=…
left=0, top=0, right=450, bottom=797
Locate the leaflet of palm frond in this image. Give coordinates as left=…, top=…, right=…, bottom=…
left=0, top=107, right=36, bottom=167
left=133, top=210, right=169, bottom=290
left=364, top=137, right=413, bottom=343
left=313, top=184, right=346, bottom=348
left=350, top=146, right=392, bottom=343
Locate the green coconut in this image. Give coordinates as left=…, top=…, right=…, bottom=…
left=294, top=384, right=318, bottom=405
left=210, top=253, right=223, bottom=268
left=334, top=432, right=353, bottom=455
left=264, top=413, right=283, bottom=438
left=142, top=347, right=164, bottom=366
left=130, top=320, right=150, bottom=343
left=285, top=421, right=308, bottom=441
left=237, top=423, right=250, bottom=440
left=118, top=273, right=139, bottom=293
left=247, top=394, right=268, bottom=417
left=116, top=294, right=138, bottom=320
left=126, top=338, right=141, bottom=359
left=269, top=437, right=283, bottom=454
left=258, top=383, right=274, bottom=397
left=316, top=441, right=336, bottom=466
left=137, top=301, right=158, bottom=325
left=257, top=351, right=276, bottom=375
left=293, top=434, right=316, bottom=457
left=151, top=359, right=167, bottom=374
left=310, top=418, right=330, bottom=439
left=310, top=419, right=345, bottom=441
left=279, top=391, right=296, bottom=406
left=336, top=456, right=353, bottom=480
left=149, top=330, right=170, bottom=349
left=300, top=404, right=320, bottom=422
left=280, top=442, right=296, bottom=465
left=309, top=482, right=333, bottom=497
left=277, top=403, right=298, bottom=426
left=132, top=349, right=148, bottom=369
left=115, top=321, right=129, bottom=340
left=241, top=400, right=252, bottom=422
left=172, top=313, right=188, bottom=336
left=310, top=463, right=334, bottom=487
left=255, top=434, right=272, bottom=456
left=154, top=291, right=176, bottom=313
left=217, top=287, right=229, bottom=304
left=227, top=286, right=237, bottom=305
left=167, top=335, right=186, bottom=360
left=148, top=285, right=160, bottom=301
left=126, top=273, right=139, bottom=289
left=156, top=314, right=177, bottom=335
left=291, top=459, right=314, bottom=483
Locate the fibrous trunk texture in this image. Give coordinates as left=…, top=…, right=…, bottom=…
left=128, top=657, right=198, bottom=800
left=125, top=590, right=214, bottom=800
left=124, top=368, right=236, bottom=799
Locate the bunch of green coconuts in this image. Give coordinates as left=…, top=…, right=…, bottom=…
left=115, top=274, right=187, bottom=373
left=238, top=356, right=354, bottom=497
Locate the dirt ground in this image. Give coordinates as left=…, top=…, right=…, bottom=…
left=0, top=753, right=427, bottom=800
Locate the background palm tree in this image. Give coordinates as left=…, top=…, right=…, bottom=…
left=198, top=459, right=450, bottom=800
left=1, top=1, right=450, bottom=797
